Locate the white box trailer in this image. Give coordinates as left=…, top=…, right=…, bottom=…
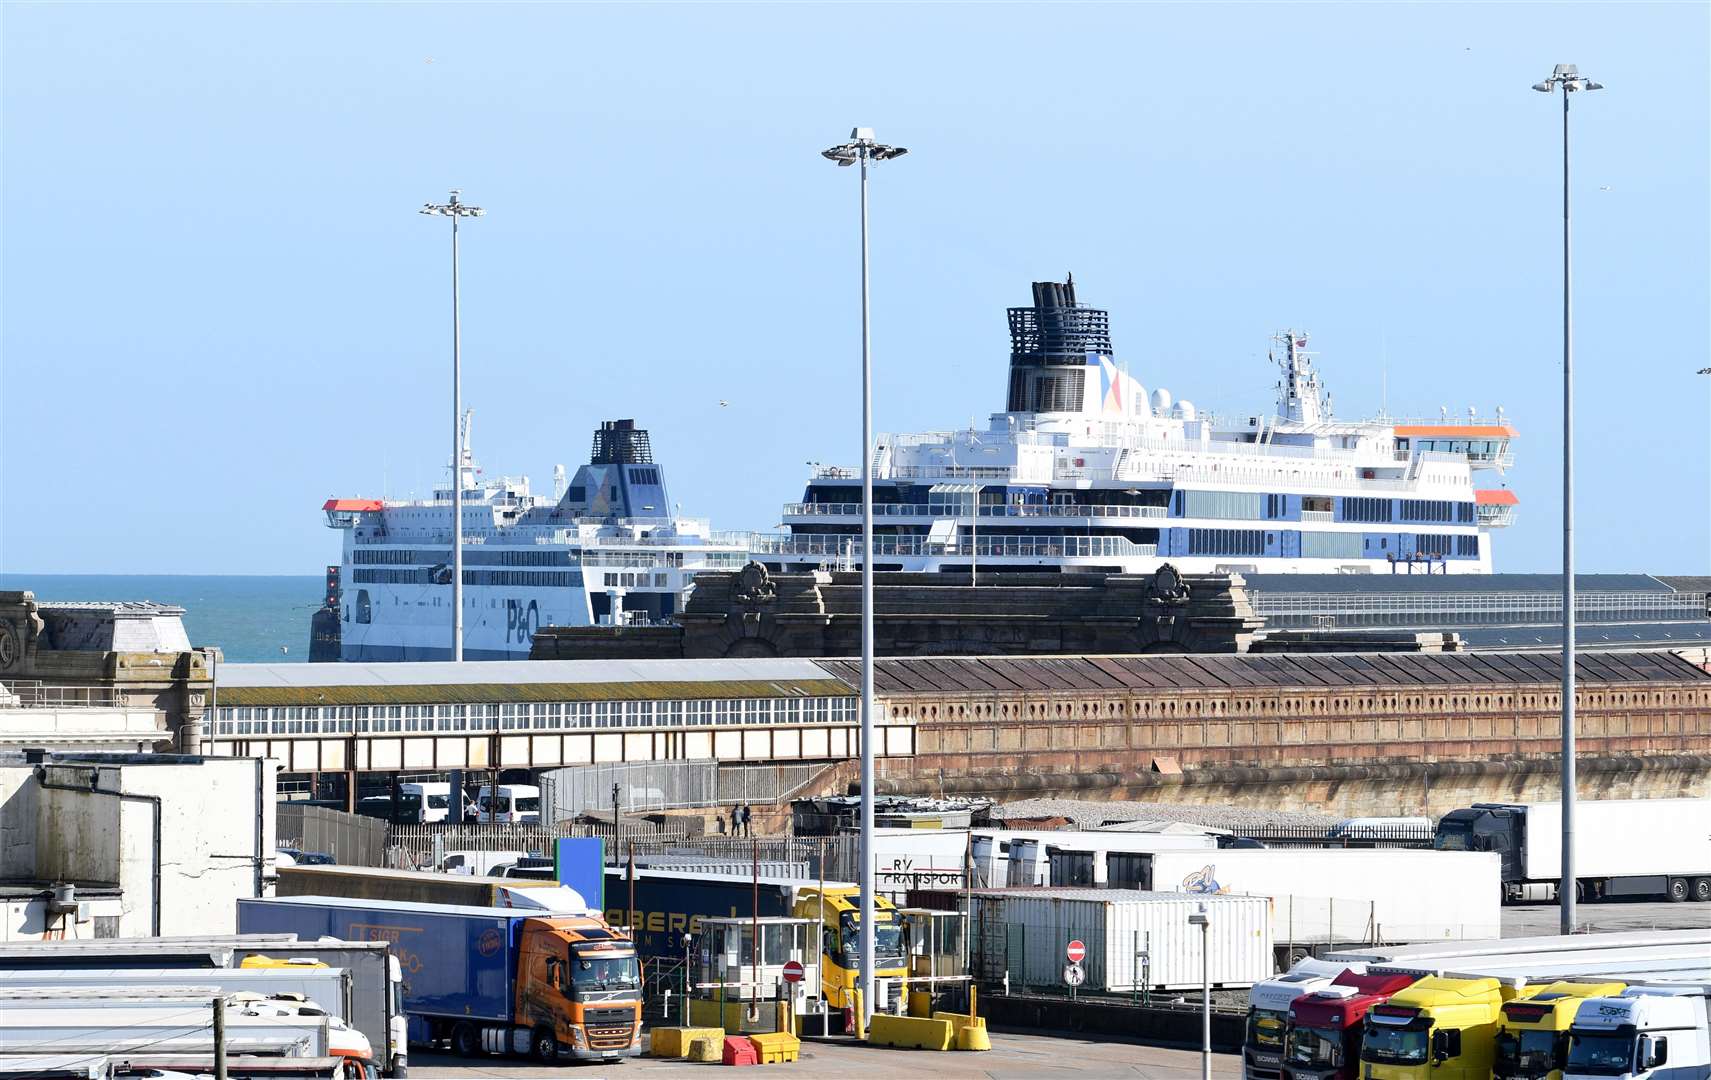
left=0, top=934, right=406, bottom=1078
left=973, top=888, right=1272, bottom=992
left=0, top=1002, right=336, bottom=1057
left=1146, top=848, right=1503, bottom=946
left=1435, top=798, right=1711, bottom=902
left=0, top=966, right=354, bottom=1022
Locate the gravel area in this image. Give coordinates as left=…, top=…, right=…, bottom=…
left=994, top=798, right=1346, bottom=832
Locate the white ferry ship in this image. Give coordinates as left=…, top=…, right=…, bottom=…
left=321, top=419, right=751, bottom=661
left=757, top=277, right=1517, bottom=577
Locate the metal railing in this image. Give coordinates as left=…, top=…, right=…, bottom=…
left=0, top=682, right=123, bottom=709
left=384, top=820, right=693, bottom=869
left=1251, top=590, right=1709, bottom=626
left=782, top=502, right=1167, bottom=520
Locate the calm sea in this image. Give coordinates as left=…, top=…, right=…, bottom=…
left=0, top=574, right=323, bottom=663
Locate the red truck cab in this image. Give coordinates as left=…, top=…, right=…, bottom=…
left=1285, top=970, right=1421, bottom=1080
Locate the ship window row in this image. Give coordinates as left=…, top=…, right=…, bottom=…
left=1399, top=499, right=1475, bottom=524
left=351, top=568, right=584, bottom=587
left=213, top=695, right=860, bottom=737
left=601, top=571, right=671, bottom=588
left=1342, top=496, right=1394, bottom=523
left=1186, top=528, right=1265, bottom=557
left=628, top=467, right=661, bottom=485
left=354, top=549, right=575, bottom=567
left=1178, top=490, right=1264, bottom=520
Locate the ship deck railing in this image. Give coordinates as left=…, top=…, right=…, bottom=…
left=0, top=681, right=124, bottom=709
left=1250, top=590, right=1711, bottom=626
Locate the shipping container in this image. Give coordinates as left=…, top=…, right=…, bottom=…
left=1145, top=849, right=1502, bottom=945
left=974, top=889, right=1272, bottom=991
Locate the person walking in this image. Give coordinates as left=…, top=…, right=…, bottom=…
left=741, top=804, right=752, bottom=838
left=730, top=804, right=741, bottom=838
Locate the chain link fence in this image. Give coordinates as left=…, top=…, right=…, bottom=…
left=539, top=760, right=831, bottom=823
left=383, top=819, right=692, bottom=869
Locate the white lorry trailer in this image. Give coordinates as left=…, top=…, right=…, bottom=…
left=0, top=998, right=338, bottom=1058
left=0, top=934, right=405, bottom=1078
left=1433, top=798, right=1711, bottom=903
left=1565, top=983, right=1710, bottom=1080
left=1147, top=848, right=1503, bottom=950
left=973, top=829, right=1219, bottom=888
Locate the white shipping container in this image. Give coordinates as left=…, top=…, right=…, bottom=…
left=1146, top=849, right=1502, bottom=944
left=977, top=889, right=1272, bottom=991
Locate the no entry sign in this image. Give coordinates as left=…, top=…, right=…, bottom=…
left=1066, top=939, right=1086, bottom=964
left=782, top=960, right=805, bottom=984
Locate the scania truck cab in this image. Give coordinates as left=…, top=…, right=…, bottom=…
left=1283, top=970, right=1420, bottom=1080
left=1246, top=959, right=1355, bottom=1080
left=1494, top=981, right=1628, bottom=1080
left=1362, top=976, right=1522, bottom=1080
left=1565, top=985, right=1710, bottom=1080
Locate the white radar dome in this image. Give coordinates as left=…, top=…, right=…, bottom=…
left=1151, top=388, right=1173, bottom=414
left=1176, top=399, right=1197, bottom=421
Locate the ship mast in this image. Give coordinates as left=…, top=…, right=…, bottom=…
left=1272, top=330, right=1331, bottom=425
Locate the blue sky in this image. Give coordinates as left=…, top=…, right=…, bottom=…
left=3, top=2, right=1706, bottom=575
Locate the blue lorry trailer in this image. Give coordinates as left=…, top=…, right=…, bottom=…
left=239, top=896, right=518, bottom=1041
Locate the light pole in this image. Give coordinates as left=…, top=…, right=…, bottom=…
left=419, top=190, right=485, bottom=662
left=1532, top=65, right=1601, bottom=935
left=1188, top=903, right=1211, bottom=1080
left=821, top=126, right=907, bottom=1024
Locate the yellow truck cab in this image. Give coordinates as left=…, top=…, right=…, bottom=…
left=1362, top=976, right=1522, bottom=1080
left=1493, top=982, right=1627, bottom=1080
left=790, top=887, right=908, bottom=1014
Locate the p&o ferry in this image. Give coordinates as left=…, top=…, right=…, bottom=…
left=756, top=277, right=1517, bottom=577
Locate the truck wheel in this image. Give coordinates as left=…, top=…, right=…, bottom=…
left=531, top=1027, right=558, bottom=1064
left=1668, top=877, right=1690, bottom=903
left=1693, top=877, right=1711, bottom=903
left=451, top=1022, right=479, bottom=1057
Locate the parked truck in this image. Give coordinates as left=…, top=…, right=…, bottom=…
left=0, top=994, right=345, bottom=1061
left=1361, top=976, right=1523, bottom=1080
left=1245, top=958, right=1356, bottom=1080
left=1565, top=984, right=1710, bottom=1080
left=239, top=896, right=641, bottom=1064
left=1282, top=970, right=1422, bottom=1080
left=602, top=867, right=910, bottom=1017
left=1493, top=981, right=1629, bottom=1080
left=1148, top=848, right=1503, bottom=954
left=1434, top=799, right=1711, bottom=903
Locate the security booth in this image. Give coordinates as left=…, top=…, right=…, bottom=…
left=689, top=916, right=821, bottom=1034
left=899, top=907, right=972, bottom=1015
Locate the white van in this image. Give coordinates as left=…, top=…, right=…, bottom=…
left=400, top=782, right=453, bottom=824
left=475, top=784, right=540, bottom=824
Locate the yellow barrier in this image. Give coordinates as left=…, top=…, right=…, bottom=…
left=908, top=990, right=934, bottom=1018
left=932, top=1011, right=992, bottom=1052
left=686, top=1034, right=723, bottom=1063
left=866, top=1013, right=954, bottom=1051
left=687, top=998, right=791, bottom=1034
left=648, top=1026, right=723, bottom=1058
left=748, top=1030, right=802, bottom=1064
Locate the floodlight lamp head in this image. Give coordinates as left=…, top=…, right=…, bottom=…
left=1532, top=81, right=1553, bottom=93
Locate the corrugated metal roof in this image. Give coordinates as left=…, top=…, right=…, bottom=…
left=218, top=658, right=854, bottom=707
left=817, top=650, right=1711, bottom=696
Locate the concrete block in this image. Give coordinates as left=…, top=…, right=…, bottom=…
left=650, top=1026, right=722, bottom=1058
left=686, top=1035, right=724, bottom=1063
left=867, top=1013, right=954, bottom=1051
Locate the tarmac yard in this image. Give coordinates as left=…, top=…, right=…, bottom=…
left=1504, top=900, right=1711, bottom=936
left=412, top=1031, right=1245, bottom=1079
